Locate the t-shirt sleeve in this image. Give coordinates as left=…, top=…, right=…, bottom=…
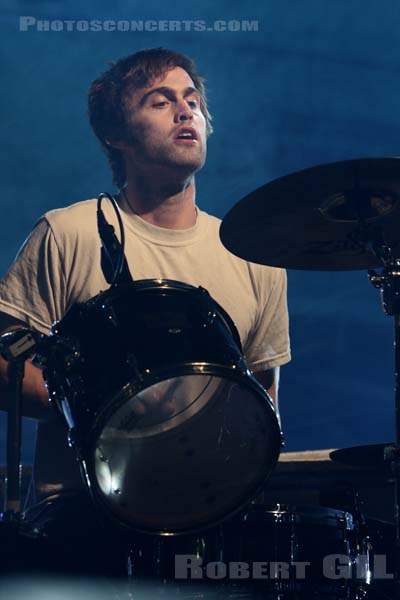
left=244, top=267, right=291, bottom=371
left=0, top=217, right=66, bottom=335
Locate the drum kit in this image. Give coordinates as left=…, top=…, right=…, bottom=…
left=1, top=157, right=400, bottom=599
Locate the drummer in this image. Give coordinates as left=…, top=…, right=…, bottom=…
left=0, top=47, right=290, bottom=573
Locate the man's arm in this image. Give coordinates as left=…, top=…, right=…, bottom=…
left=0, top=312, right=50, bottom=420
left=254, top=367, right=279, bottom=405
left=254, top=367, right=282, bottom=429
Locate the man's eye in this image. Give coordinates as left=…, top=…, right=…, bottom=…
left=188, top=100, right=198, bottom=108
left=153, top=101, right=168, bottom=108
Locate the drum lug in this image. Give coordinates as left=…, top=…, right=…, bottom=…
left=102, top=304, right=119, bottom=328
left=198, top=286, right=210, bottom=297
left=40, top=335, right=81, bottom=371
left=126, top=353, right=143, bottom=381
left=60, top=338, right=81, bottom=370
left=67, top=427, right=80, bottom=451
left=205, top=311, right=217, bottom=326
left=198, top=286, right=217, bottom=325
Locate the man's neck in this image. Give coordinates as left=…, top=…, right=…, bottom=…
left=122, top=173, right=197, bottom=230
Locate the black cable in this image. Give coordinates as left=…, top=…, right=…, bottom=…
left=97, top=192, right=132, bottom=285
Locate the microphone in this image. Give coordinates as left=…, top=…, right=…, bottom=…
left=97, top=195, right=133, bottom=285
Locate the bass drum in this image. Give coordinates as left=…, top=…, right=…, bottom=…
left=42, top=280, right=282, bottom=535
left=221, top=504, right=363, bottom=599
left=126, top=504, right=369, bottom=599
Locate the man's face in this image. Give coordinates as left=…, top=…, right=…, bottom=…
left=121, top=66, right=207, bottom=177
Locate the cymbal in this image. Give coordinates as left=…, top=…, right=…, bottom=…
left=220, top=157, right=400, bottom=270
left=330, top=443, right=396, bottom=468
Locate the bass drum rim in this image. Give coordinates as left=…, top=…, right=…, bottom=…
left=242, top=503, right=355, bottom=528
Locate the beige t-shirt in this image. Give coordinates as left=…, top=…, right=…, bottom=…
left=0, top=198, right=290, bottom=498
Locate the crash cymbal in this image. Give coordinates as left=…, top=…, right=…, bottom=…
left=220, top=157, right=400, bottom=270
left=330, top=443, right=396, bottom=468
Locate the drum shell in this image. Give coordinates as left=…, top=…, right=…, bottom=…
left=127, top=505, right=362, bottom=599
left=223, top=505, right=356, bottom=583
left=44, top=281, right=282, bottom=535
left=128, top=528, right=224, bottom=580
left=49, top=281, right=247, bottom=439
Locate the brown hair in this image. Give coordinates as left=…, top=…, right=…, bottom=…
left=88, top=47, right=213, bottom=189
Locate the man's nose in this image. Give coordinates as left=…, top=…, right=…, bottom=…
left=174, top=100, right=193, bottom=122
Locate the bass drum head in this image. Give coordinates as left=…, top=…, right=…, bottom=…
left=89, top=368, right=281, bottom=535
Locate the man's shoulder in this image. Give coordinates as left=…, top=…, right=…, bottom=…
left=40, top=199, right=102, bottom=247
left=197, top=206, right=222, bottom=229
left=44, top=198, right=98, bottom=229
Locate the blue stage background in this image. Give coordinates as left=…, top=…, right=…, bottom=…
left=1, top=0, right=398, bottom=464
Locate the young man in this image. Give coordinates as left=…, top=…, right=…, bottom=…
left=0, top=48, right=290, bottom=572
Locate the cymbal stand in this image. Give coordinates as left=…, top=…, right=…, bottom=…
left=369, top=241, right=400, bottom=581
